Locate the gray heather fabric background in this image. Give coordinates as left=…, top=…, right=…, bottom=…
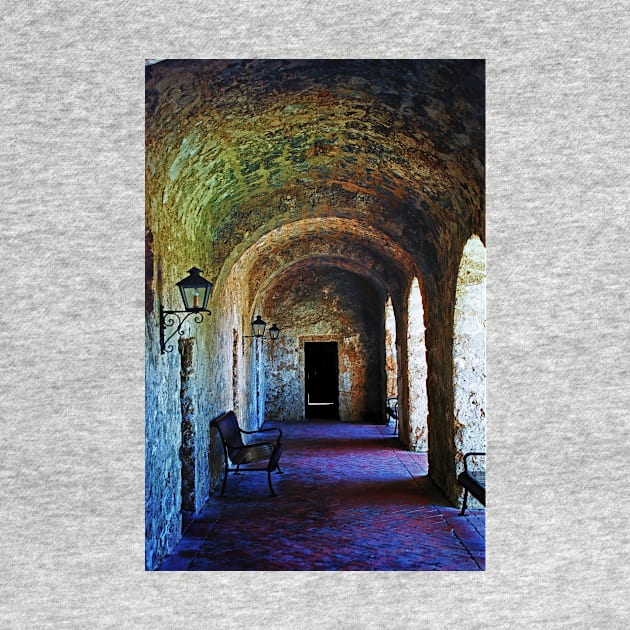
left=1, top=1, right=628, bottom=628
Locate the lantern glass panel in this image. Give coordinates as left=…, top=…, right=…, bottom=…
left=252, top=316, right=266, bottom=337
left=176, top=267, right=212, bottom=311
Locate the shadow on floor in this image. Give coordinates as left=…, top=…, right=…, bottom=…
left=159, top=420, right=485, bottom=571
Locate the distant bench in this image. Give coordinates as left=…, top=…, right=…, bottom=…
left=457, top=452, right=486, bottom=515
left=386, top=397, right=399, bottom=434
left=210, top=411, right=283, bottom=497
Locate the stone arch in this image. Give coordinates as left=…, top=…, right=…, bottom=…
left=453, top=235, right=486, bottom=473
left=406, top=277, right=429, bottom=451
left=212, top=216, right=415, bottom=427
left=215, top=216, right=416, bottom=307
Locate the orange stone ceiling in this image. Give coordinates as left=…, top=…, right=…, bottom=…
left=146, top=59, right=484, bottom=303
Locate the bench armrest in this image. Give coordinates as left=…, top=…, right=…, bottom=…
left=240, top=440, right=277, bottom=449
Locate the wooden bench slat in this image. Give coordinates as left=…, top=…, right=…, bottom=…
left=230, top=443, right=275, bottom=466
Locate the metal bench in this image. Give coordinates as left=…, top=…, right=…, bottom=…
left=386, top=397, right=399, bottom=435
left=210, top=411, right=283, bottom=497
left=457, top=451, right=486, bottom=515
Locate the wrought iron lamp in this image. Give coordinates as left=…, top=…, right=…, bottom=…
left=243, top=315, right=280, bottom=344
left=159, top=267, right=213, bottom=353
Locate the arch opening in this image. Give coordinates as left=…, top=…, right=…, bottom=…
left=453, top=235, right=486, bottom=487
left=214, top=217, right=410, bottom=428
left=407, top=277, right=429, bottom=451
left=384, top=295, right=398, bottom=428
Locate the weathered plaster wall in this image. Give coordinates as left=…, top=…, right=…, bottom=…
left=144, top=332, right=182, bottom=570
left=144, top=227, right=228, bottom=569
left=262, top=266, right=384, bottom=422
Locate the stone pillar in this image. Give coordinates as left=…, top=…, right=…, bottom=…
left=407, top=277, right=429, bottom=451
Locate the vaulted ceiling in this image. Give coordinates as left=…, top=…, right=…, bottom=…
left=145, top=59, right=484, bottom=305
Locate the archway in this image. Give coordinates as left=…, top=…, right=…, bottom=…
left=407, top=277, right=428, bottom=451
left=453, top=235, right=486, bottom=469
left=384, top=296, right=398, bottom=428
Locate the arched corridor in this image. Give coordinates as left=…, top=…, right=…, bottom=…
left=145, top=59, right=485, bottom=570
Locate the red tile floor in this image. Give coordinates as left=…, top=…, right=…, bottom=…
left=158, top=420, right=485, bottom=571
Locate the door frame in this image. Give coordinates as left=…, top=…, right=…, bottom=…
left=298, top=335, right=343, bottom=421
left=304, top=340, right=339, bottom=420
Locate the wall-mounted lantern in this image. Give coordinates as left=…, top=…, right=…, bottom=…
left=159, top=267, right=213, bottom=354
left=243, top=315, right=280, bottom=345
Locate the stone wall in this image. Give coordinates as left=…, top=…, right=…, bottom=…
left=262, top=266, right=384, bottom=423
left=143, top=229, right=229, bottom=568
left=144, top=332, right=182, bottom=570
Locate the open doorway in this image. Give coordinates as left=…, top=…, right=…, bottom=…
left=305, top=341, right=339, bottom=420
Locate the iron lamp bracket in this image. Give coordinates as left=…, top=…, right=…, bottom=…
left=160, top=305, right=210, bottom=354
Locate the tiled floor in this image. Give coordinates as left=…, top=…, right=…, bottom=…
left=158, top=420, right=485, bottom=571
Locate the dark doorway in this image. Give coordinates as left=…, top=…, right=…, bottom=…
left=305, top=342, right=339, bottom=420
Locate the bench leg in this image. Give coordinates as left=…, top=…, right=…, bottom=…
left=220, top=460, right=229, bottom=497
left=267, top=470, right=278, bottom=497
left=460, top=488, right=468, bottom=516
